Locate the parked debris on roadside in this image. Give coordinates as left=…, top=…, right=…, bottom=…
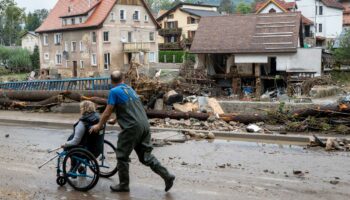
left=308, top=135, right=350, bottom=151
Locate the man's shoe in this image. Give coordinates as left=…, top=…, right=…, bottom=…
left=110, top=184, right=130, bottom=192
left=164, top=175, right=175, bottom=192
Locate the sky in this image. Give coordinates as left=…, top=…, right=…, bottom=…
left=15, top=0, right=57, bottom=12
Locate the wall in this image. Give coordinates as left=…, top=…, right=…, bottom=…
left=21, top=34, right=39, bottom=52
left=287, top=0, right=343, bottom=39
left=39, top=0, right=158, bottom=78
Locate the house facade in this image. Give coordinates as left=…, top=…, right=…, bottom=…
left=21, top=31, right=39, bottom=53
left=36, top=0, right=159, bottom=78
left=285, top=0, right=344, bottom=47
left=156, top=3, right=220, bottom=51
left=191, top=13, right=322, bottom=98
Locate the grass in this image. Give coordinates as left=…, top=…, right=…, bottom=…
left=0, top=72, right=28, bottom=82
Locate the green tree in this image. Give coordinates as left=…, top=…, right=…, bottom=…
left=25, top=9, right=48, bottom=31
left=31, top=45, right=40, bottom=70
left=235, top=1, right=252, bottom=14
left=7, top=48, right=32, bottom=72
left=219, top=0, right=234, bottom=14
left=334, top=30, right=350, bottom=62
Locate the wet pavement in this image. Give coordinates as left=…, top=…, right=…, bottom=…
left=0, top=123, right=350, bottom=200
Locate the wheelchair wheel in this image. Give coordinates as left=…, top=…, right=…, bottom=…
left=98, top=140, right=118, bottom=178
left=62, top=148, right=100, bottom=192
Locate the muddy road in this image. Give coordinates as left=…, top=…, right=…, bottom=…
left=0, top=123, right=349, bottom=200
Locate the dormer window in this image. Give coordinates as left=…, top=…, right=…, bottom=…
left=71, top=18, right=75, bottom=25
left=133, top=10, right=140, bottom=21
left=79, top=17, right=83, bottom=23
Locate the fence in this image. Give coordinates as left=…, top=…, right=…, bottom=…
left=0, top=77, right=111, bottom=91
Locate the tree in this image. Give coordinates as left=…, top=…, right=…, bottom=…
left=219, top=0, right=234, bottom=14
left=235, top=1, right=252, bottom=14
left=334, top=30, right=350, bottom=62
left=31, top=45, right=40, bottom=70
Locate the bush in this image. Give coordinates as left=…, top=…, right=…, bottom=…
left=0, top=46, right=33, bottom=73
left=159, top=51, right=185, bottom=63
left=159, top=51, right=197, bottom=63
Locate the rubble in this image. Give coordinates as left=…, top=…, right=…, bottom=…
left=308, top=135, right=350, bottom=151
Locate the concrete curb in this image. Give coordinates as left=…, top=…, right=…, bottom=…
left=0, top=118, right=317, bottom=143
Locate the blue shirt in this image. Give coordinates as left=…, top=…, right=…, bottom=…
left=107, top=83, right=139, bottom=106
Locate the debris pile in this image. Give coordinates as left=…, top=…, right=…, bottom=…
left=309, top=135, right=350, bottom=151
left=301, top=76, right=334, bottom=95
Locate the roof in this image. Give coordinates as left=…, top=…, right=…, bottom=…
left=36, top=0, right=160, bottom=33
left=302, top=15, right=314, bottom=25
left=190, top=12, right=302, bottom=54
left=180, top=8, right=221, bottom=17
left=21, top=31, right=38, bottom=38
left=157, top=2, right=218, bottom=21
left=321, top=0, right=344, bottom=10
left=255, top=0, right=296, bottom=13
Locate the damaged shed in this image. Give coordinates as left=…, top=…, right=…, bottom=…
left=190, top=12, right=322, bottom=98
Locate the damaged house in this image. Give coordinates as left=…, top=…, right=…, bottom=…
left=190, top=12, right=322, bottom=98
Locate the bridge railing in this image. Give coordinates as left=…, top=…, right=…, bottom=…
left=0, top=77, right=111, bottom=91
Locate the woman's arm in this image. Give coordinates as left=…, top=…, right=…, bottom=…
left=62, top=121, right=86, bottom=148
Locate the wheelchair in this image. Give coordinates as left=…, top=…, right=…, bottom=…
left=39, top=139, right=118, bottom=192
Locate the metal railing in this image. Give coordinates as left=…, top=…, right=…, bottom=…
left=0, top=77, right=111, bottom=91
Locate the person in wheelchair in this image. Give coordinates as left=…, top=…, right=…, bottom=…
left=61, top=100, right=104, bottom=159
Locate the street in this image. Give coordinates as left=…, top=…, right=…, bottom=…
left=0, top=123, right=350, bottom=200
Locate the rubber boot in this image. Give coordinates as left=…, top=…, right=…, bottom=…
left=151, top=164, right=175, bottom=192
left=110, top=161, right=130, bottom=192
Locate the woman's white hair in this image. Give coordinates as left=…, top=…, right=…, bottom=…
left=80, top=100, right=96, bottom=114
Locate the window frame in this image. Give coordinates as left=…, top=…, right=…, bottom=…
left=54, top=33, right=62, bottom=45
left=43, top=34, right=48, bottom=46
left=80, top=60, right=84, bottom=69
left=91, top=32, right=97, bottom=44
left=133, top=10, right=140, bottom=21
left=71, top=41, right=77, bottom=52
left=91, top=53, right=97, bottom=66
left=103, top=31, right=109, bottom=42
left=318, top=23, right=323, bottom=33
left=120, top=9, right=126, bottom=21
left=104, top=53, right=111, bottom=70
left=149, top=32, right=155, bottom=42
left=319, top=6, right=323, bottom=15
left=79, top=41, right=84, bottom=52
left=145, top=14, right=149, bottom=22
left=55, top=53, right=62, bottom=65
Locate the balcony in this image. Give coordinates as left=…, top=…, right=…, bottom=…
left=159, top=42, right=183, bottom=50
left=159, top=28, right=183, bottom=36
left=123, top=42, right=151, bottom=53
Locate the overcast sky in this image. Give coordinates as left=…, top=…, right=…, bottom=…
left=15, top=0, right=57, bottom=12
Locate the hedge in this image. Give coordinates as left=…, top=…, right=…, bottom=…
left=159, top=51, right=196, bottom=63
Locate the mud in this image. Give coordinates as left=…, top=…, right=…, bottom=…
left=0, top=124, right=350, bottom=200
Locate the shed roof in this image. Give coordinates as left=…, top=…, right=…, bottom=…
left=191, top=12, right=303, bottom=54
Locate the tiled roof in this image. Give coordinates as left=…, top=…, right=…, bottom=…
left=180, top=8, right=221, bottom=17
left=36, top=0, right=159, bottom=33
left=255, top=0, right=296, bottom=12
left=321, top=0, right=344, bottom=10
left=190, top=12, right=302, bottom=54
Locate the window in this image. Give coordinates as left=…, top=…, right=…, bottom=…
left=133, top=10, right=140, bottom=21
left=64, top=41, right=69, bottom=52
left=65, top=60, right=69, bottom=68
left=43, top=34, right=48, bottom=46
left=44, top=53, right=49, bottom=60
left=120, top=10, right=126, bottom=20
left=91, top=53, right=97, bottom=66
left=104, top=53, right=110, bottom=70
left=80, top=60, right=84, bottom=68
left=103, top=31, right=109, bottom=42
left=149, top=52, right=156, bottom=63
left=71, top=18, right=75, bottom=25
left=128, top=31, right=133, bottom=42
left=79, top=41, right=84, bottom=52
left=110, top=12, right=115, bottom=21
left=79, top=17, right=83, bottom=23
left=63, top=19, right=67, bottom=25
left=319, top=6, right=323, bottom=15
left=318, top=23, right=323, bottom=32
left=92, top=32, right=97, bottom=43
left=56, top=53, right=62, bottom=65
left=269, top=8, right=276, bottom=13
left=187, top=17, right=197, bottom=24
left=54, top=33, right=62, bottom=45
left=149, top=32, right=155, bottom=41
left=145, top=15, right=149, bottom=22
left=168, top=14, right=174, bottom=19
left=71, top=41, right=77, bottom=52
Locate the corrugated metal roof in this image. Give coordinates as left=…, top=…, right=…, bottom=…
left=180, top=8, right=221, bottom=17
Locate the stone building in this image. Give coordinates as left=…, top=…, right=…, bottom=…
left=36, top=0, right=160, bottom=78
left=21, top=31, right=39, bottom=53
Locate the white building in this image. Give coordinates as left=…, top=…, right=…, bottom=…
left=21, top=31, right=39, bottom=53
left=286, top=0, right=344, bottom=46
